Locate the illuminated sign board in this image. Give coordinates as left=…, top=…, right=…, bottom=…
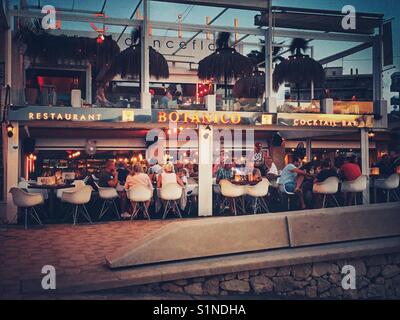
left=157, top=111, right=241, bottom=125
left=8, top=106, right=137, bottom=122
left=277, top=113, right=374, bottom=128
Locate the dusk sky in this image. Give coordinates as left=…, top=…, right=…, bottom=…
left=18, top=0, right=400, bottom=103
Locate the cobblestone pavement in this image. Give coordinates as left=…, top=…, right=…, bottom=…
left=0, top=221, right=173, bottom=299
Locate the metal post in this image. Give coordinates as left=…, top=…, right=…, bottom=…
left=360, top=128, right=370, bottom=204
left=306, top=138, right=312, bottom=162
left=198, top=125, right=213, bottom=216
left=141, top=0, right=151, bottom=112
left=264, top=0, right=276, bottom=113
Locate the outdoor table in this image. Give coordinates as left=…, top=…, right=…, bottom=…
left=28, top=183, right=75, bottom=220
left=230, top=180, right=260, bottom=186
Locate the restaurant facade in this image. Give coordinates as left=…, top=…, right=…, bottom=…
left=0, top=0, right=392, bottom=224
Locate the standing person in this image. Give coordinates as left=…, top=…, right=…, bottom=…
left=99, top=160, right=130, bottom=219
left=280, top=156, right=313, bottom=210
left=253, top=142, right=269, bottom=177
left=125, top=163, right=153, bottom=212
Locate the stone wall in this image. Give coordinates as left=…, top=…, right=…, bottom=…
left=115, top=252, right=400, bottom=299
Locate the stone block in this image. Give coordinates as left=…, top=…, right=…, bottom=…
left=220, top=280, right=250, bottom=293
left=292, top=264, right=312, bottom=280
left=250, top=276, right=274, bottom=294
left=287, top=204, right=400, bottom=247
left=107, top=214, right=290, bottom=268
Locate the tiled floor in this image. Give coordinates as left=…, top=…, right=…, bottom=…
left=0, top=220, right=173, bottom=298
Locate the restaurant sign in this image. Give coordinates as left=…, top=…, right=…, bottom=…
left=156, top=111, right=242, bottom=125
left=8, top=106, right=139, bottom=122
left=277, top=113, right=374, bottom=128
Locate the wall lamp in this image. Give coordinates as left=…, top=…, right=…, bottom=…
left=6, top=122, right=14, bottom=138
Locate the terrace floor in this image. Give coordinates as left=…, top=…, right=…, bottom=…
left=0, top=220, right=174, bottom=299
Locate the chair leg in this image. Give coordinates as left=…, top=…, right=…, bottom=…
left=143, top=204, right=151, bottom=220
left=253, top=198, right=258, bottom=214
left=322, top=195, right=327, bottom=208
left=24, top=208, right=28, bottom=230
left=112, top=199, right=120, bottom=219
left=82, top=205, right=92, bottom=224
left=98, top=200, right=107, bottom=220
left=387, top=190, right=390, bottom=203
left=73, top=205, right=78, bottom=225
left=174, top=201, right=182, bottom=218
left=260, top=197, right=270, bottom=213
left=332, top=195, right=340, bottom=207
left=162, top=201, right=170, bottom=219
left=232, top=198, right=237, bottom=216
left=30, top=207, right=43, bottom=225
left=131, top=203, right=139, bottom=220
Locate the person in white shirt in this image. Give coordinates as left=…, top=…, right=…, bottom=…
left=266, top=156, right=279, bottom=178
left=157, top=163, right=184, bottom=188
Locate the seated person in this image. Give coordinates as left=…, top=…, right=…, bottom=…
left=340, top=155, right=362, bottom=182
left=340, top=155, right=362, bottom=206
left=99, top=160, right=129, bottom=219
left=265, top=155, right=279, bottom=180
left=315, top=159, right=338, bottom=183
left=280, top=156, right=313, bottom=210
left=159, top=90, right=172, bottom=109
left=252, top=168, right=263, bottom=183
left=157, top=163, right=184, bottom=188
left=125, top=163, right=153, bottom=213
left=375, top=154, right=393, bottom=177
left=216, top=163, right=234, bottom=184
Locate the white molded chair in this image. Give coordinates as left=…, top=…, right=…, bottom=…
left=61, top=185, right=93, bottom=225
left=19, top=179, right=49, bottom=200
left=220, top=179, right=246, bottom=216
left=375, top=173, right=400, bottom=202
left=160, top=183, right=183, bottom=219
left=278, top=181, right=296, bottom=211
left=127, top=185, right=153, bottom=220
left=9, top=187, right=44, bottom=229
left=341, top=175, right=368, bottom=205
left=94, top=182, right=120, bottom=220
left=313, top=176, right=340, bottom=208
left=57, top=180, right=86, bottom=199
left=246, top=178, right=270, bottom=214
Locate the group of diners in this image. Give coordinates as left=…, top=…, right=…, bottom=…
left=97, top=159, right=198, bottom=219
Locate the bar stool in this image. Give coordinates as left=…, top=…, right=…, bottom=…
left=160, top=183, right=183, bottom=219
left=62, top=185, right=93, bottom=225
left=127, top=185, right=153, bottom=220
left=278, top=183, right=296, bottom=210
left=313, top=176, right=340, bottom=208
left=341, top=175, right=368, bottom=205
left=246, top=178, right=270, bottom=214
left=374, top=173, right=400, bottom=202
left=94, top=182, right=120, bottom=220
left=220, top=179, right=246, bottom=216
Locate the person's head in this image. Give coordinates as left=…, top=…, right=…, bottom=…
left=252, top=168, right=262, bottom=180
left=322, top=159, right=331, bottom=169
left=105, top=160, right=115, bottom=171
left=163, top=163, right=174, bottom=173
left=164, top=90, right=172, bottom=99
left=292, top=156, right=302, bottom=167
left=349, top=155, right=357, bottom=164
left=266, top=155, right=274, bottom=167
left=131, top=162, right=143, bottom=175
left=381, top=154, right=390, bottom=163
left=255, top=142, right=262, bottom=153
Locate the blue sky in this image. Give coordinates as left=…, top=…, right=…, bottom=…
left=19, top=0, right=400, bottom=102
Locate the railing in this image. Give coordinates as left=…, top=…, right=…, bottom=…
left=277, top=100, right=321, bottom=113
left=152, top=95, right=206, bottom=111
left=216, top=98, right=263, bottom=112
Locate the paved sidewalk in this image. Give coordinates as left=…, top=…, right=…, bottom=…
left=0, top=220, right=173, bottom=299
